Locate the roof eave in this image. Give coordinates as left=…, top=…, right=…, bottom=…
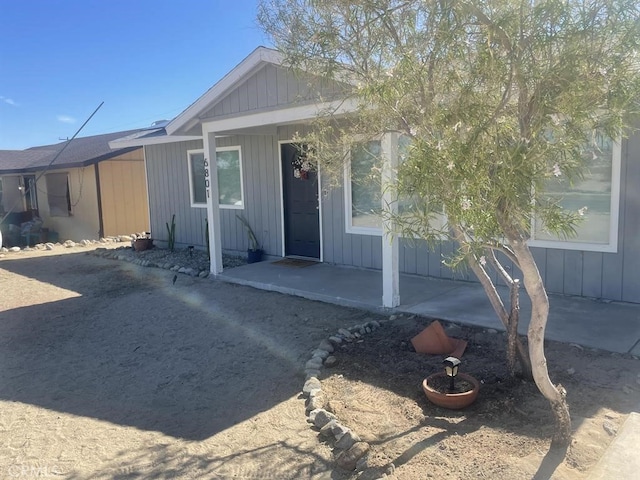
left=108, top=134, right=202, bottom=149
left=165, top=46, right=284, bottom=136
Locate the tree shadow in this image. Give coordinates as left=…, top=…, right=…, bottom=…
left=60, top=439, right=340, bottom=479
left=320, top=315, right=640, bottom=478
left=0, top=252, right=373, bottom=442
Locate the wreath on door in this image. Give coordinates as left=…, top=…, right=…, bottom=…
left=292, top=154, right=312, bottom=180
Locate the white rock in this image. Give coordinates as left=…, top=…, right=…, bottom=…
left=9, top=246, right=20, bottom=252
left=303, top=377, right=322, bottom=397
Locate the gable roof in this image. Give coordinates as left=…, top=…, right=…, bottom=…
left=0, top=129, right=143, bottom=175
left=166, top=46, right=284, bottom=136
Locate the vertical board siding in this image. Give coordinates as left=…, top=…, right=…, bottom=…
left=621, top=132, right=640, bottom=302
left=99, top=154, right=149, bottom=237
left=145, top=140, right=207, bottom=249
left=582, top=252, right=603, bottom=298
left=150, top=60, right=638, bottom=303
left=201, top=64, right=347, bottom=120
left=563, top=251, right=583, bottom=296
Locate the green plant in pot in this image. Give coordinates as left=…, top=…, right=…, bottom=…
left=236, top=214, right=263, bottom=263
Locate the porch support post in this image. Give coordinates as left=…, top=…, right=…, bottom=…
left=381, top=131, right=400, bottom=308
left=202, top=126, right=223, bottom=274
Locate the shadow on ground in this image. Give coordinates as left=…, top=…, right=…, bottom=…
left=0, top=252, right=373, bottom=441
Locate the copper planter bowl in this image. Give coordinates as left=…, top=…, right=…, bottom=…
left=422, top=372, right=480, bottom=410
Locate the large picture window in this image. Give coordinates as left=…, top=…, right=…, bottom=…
left=188, top=147, right=244, bottom=209
left=531, top=134, right=621, bottom=252
left=45, top=173, right=71, bottom=217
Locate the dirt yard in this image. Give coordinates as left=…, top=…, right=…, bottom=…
left=1, top=245, right=638, bottom=479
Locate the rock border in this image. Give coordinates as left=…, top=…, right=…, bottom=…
left=91, top=246, right=212, bottom=278
left=0, top=235, right=133, bottom=256
left=302, top=317, right=398, bottom=473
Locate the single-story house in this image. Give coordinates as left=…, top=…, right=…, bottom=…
left=0, top=129, right=150, bottom=245
left=110, top=46, right=640, bottom=306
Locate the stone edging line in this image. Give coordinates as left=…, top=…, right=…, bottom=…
left=302, top=319, right=395, bottom=473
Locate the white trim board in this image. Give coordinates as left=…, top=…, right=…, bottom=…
left=201, top=98, right=360, bottom=135
left=167, top=47, right=285, bottom=136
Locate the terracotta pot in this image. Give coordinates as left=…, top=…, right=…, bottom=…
left=411, top=320, right=468, bottom=357
left=422, top=372, right=480, bottom=410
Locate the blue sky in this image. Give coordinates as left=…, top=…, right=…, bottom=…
left=0, top=0, right=269, bottom=150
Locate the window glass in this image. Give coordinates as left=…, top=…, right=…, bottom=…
left=189, top=147, right=243, bottom=208
left=217, top=149, right=243, bottom=206
left=45, top=173, right=71, bottom=217
left=189, top=152, right=206, bottom=205
left=535, top=133, right=615, bottom=245
left=350, top=140, right=382, bottom=229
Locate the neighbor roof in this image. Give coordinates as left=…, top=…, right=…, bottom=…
left=0, top=129, right=143, bottom=174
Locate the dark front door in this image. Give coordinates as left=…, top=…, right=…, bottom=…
left=281, top=143, right=320, bottom=258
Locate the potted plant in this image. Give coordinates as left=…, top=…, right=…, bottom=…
left=132, top=233, right=154, bottom=252
left=422, top=357, right=480, bottom=409
left=236, top=215, right=263, bottom=263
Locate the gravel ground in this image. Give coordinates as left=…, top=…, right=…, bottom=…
left=0, top=244, right=382, bottom=479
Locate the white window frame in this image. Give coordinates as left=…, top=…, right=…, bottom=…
left=529, top=139, right=621, bottom=253
left=344, top=141, right=384, bottom=236
left=187, top=146, right=244, bottom=210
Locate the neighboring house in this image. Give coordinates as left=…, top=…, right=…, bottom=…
left=0, top=130, right=150, bottom=245
left=111, top=46, right=640, bottom=306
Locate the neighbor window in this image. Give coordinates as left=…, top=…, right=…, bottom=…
left=188, top=147, right=244, bottom=209
left=45, top=173, right=71, bottom=217
left=530, top=133, right=621, bottom=252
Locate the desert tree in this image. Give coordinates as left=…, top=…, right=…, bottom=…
left=259, top=0, right=640, bottom=447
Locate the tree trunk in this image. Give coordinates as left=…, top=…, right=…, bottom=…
left=450, top=227, right=532, bottom=378
left=510, top=239, right=572, bottom=448
left=506, top=279, right=520, bottom=378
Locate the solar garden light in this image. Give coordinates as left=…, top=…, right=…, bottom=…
left=188, top=245, right=194, bottom=257
left=443, top=356, right=461, bottom=392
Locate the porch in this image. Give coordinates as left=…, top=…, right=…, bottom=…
left=219, top=259, right=640, bottom=355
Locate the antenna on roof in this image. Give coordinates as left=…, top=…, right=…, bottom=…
left=0, top=102, right=104, bottom=227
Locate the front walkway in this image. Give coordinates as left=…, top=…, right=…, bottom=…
left=219, top=260, right=640, bottom=355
